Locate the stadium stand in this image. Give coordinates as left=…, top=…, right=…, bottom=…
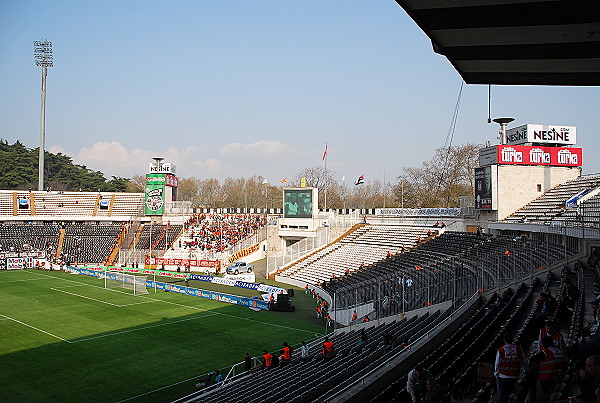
left=0, top=222, right=59, bottom=256
left=277, top=224, right=433, bottom=285
left=503, top=174, right=600, bottom=227
left=179, top=214, right=267, bottom=253
left=0, top=190, right=143, bottom=218
left=134, top=223, right=183, bottom=251
left=60, top=222, right=126, bottom=264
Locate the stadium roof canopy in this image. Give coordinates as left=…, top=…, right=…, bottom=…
left=394, top=0, right=600, bottom=86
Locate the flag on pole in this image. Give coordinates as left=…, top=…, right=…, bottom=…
left=300, top=177, right=307, bottom=188
left=262, top=178, right=268, bottom=184
left=280, top=178, right=287, bottom=183
left=354, top=174, right=364, bottom=185
left=322, top=143, right=328, bottom=161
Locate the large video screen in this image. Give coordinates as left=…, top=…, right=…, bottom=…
left=283, top=189, right=313, bottom=219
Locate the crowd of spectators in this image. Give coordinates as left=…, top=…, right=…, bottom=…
left=180, top=214, right=266, bottom=253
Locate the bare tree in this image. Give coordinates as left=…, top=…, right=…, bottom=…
left=293, top=166, right=338, bottom=208
left=393, top=143, right=481, bottom=208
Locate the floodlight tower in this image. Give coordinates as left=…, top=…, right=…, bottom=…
left=34, top=40, right=53, bottom=190
left=493, top=117, right=514, bottom=144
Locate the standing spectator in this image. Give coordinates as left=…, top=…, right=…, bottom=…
left=213, top=370, right=222, bottom=384
left=300, top=340, right=309, bottom=364
left=563, top=278, right=581, bottom=308
left=495, top=333, right=524, bottom=403
left=406, top=365, right=432, bottom=403
left=534, top=292, right=558, bottom=329
left=281, top=342, right=292, bottom=366
left=244, top=353, right=252, bottom=372
left=533, top=336, right=566, bottom=401
left=351, top=311, right=358, bottom=322
left=321, top=337, right=334, bottom=361
left=261, top=350, right=272, bottom=369
left=537, top=320, right=566, bottom=353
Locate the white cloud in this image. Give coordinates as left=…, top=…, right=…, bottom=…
left=219, top=140, right=287, bottom=158
left=48, top=140, right=307, bottom=180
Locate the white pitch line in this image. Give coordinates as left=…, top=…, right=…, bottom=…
left=118, top=300, right=157, bottom=307
left=26, top=270, right=321, bottom=335
left=50, top=288, right=121, bottom=306
left=0, top=313, right=71, bottom=343
left=70, top=313, right=217, bottom=343
left=0, top=277, right=53, bottom=284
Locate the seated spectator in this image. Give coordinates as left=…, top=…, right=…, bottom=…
left=380, top=330, right=394, bottom=350
left=355, top=329, right=368, bottom=354
left=422, top=377, right=448, bottom=403
left=407, top=365, right=432, bottom=403
left=570, top=355, right=600, bottom=403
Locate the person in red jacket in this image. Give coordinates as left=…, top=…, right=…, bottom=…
left=321, top=337, right=334, bottom=361
left=262, top=350, right=272, bottom=369
left=281, top=342, right=292, bottom=366
left=494, top=333, right=524, bottom=403
left=534, top=336, right=566, bottom=401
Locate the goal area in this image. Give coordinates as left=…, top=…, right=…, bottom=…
left=104, top=272, right=148, bottom=295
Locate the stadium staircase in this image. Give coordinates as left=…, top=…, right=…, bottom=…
left=56, top=228, right=66, bottom=259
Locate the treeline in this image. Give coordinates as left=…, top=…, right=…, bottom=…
left=0, top=139, right=134, bottom=192
left=173, top=144, right=481, bottom=209
left=0, top=139, right=481, bottom=209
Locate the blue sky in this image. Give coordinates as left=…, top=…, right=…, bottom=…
left=1, top=0, right=598, bottom=184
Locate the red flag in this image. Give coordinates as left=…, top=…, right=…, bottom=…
left=322, top=143, right=328, bottom=160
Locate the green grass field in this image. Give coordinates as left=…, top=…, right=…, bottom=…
left=0, top=270, right=325, bottom=402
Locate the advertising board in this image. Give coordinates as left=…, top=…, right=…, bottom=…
left=475, top=165, right=497, bottom=210
left=479, top=145, right=582, bottom=167
left=506, top=124, right=576, bottom=146
left=145, top=174, right=166, bottom=215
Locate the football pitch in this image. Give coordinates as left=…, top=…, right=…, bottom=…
left=0, top=270, right=324, bottom=402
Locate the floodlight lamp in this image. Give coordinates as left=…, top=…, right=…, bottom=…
left=33, top=40, right=53, bottom=68
left=492, top=117, right=514, bottom=125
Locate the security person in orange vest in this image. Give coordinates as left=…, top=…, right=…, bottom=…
left=494, top=333, right=523, bottom=403
left=281, top=342, right=292, bottom=366
left=261, top=350, right=272, bottom=369
left=534, top=336, right=566, bottom=401
left=321, top=337, right=334, bottom=361
left=351, top=311, right=358, bottom=322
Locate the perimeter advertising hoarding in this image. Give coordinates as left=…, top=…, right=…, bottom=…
left=479, top=145, right=582, bottom=167
left=145, top=174, right=165, bottom=215
left=475, top=165, right=497, bottom=210
left=283, top=188, right=315, bottom=219
left=70, top=267, right=269, bottom=310
left=506, top=124, right=576, bottom=146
